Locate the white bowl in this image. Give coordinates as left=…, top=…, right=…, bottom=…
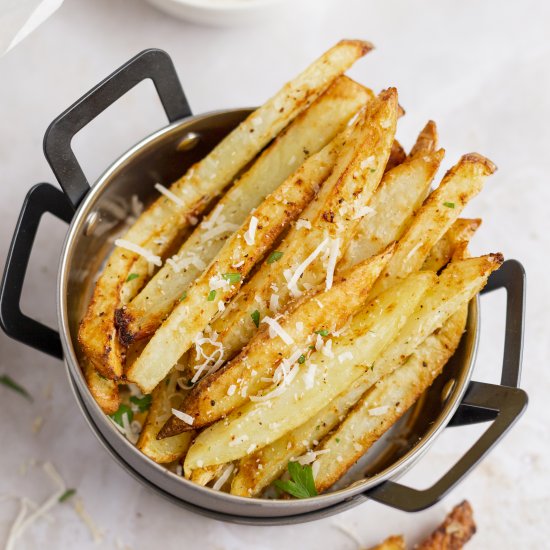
left=144, top=0, right=295, bottom=26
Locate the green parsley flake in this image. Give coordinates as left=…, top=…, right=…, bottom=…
left=298, top=355, right=306, bottom=364
left=207, top=290, right=217, bottom=301
left=179, top=291, right=188, bottom=302
left=274, top=461, right=318, bottom=499
left=110, top=404, right=133, bottom=426
left=0, top=374, right=32, bottom=401
left=126, top=273, right=139, bottom=282
left=443, top=201, right=455, bottom=209
left=130, top=394, right=152, bottom=412
left=251, top=310, right=260, bottom=328
left=267, top=251, right=283, bottom=264
left=222, top=273, right=241, bottom=284
left=314, top=329, right=330, bottom=337
left=59, top=489, right=77, bottom=503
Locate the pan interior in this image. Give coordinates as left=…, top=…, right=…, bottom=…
left=60, top=109, right=478, bottom=510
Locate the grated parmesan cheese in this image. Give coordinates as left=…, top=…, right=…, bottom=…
left=286, top=238, right=329, bottom=297
left=295, top=218, right=312, bottom=230
left=227, top=384, right=236, bottom=396
left=368, top=405, right=390, bottom=416
left=212, top=464, right=235, bottom=491
left=304, top=363, right=317, bottom=390
left=244, top=216, right=259, bottom=246
left=114, top=239, right=161, bottom=266
left=154, top=183, right=184, bottom=207
left=338, top=351, right=354, bottom=364
left=269, top=293, right=280, bottom=312
left=321, top=339, right=334, bottom=358
left=325, top=237, right=341, bottom=291
left=261, top=316, right=294, bottom=345
left=172, top=408, right=194, bottom=425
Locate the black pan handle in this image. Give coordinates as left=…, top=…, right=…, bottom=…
left=44, top=48, right=192, bottom=209
left=365, top=259, right=528, bottom=512
left=0, top=183, right=74, bottom=359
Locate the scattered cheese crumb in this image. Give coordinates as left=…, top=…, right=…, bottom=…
left=154, top=183, right=184, bottom=207
left=172, top=408, right=194, bottom=425
left=244, top=216, right=259, bottom=246
left=114, top=239, right=161, bottom=266
left=368, top=405, right=390, bottom=416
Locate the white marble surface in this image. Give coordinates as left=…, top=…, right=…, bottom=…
left=1, top=0, right=549, bottom=548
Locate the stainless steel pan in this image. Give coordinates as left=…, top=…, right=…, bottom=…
left=0, top=49, right=528, bottom=525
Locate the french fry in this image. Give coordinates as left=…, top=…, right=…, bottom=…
left=137, top=369, right=194, bottom=463
left=313, top=304, right=468, bottom=493
left=79, top=39, right=373, bottom=378
left=190, top=465, right=224, bottom=486
left=368, top=536, right=406, bottom=550
left=230, top=254, right=500, bottom=496
left=416, top=500, right=476, bottom=549
left=83, top=357, right=120, bottom=415
left=191, top=89, right=398, bottom=372
left=183, top=272, right=435, bottom=474
left=117, top=77, right=373, bottom=343
left=373, top=254, right=502, bottom=380
left=385, top=141, right=406, bottom=172
left=423, top=218, right=481, bottom=272
left=159, top=245, right=394, bottom=437
left=408, top=120, right=438, bottom=157
left=339, top=149, right=444, bottom=270
left=370, top=153, right=496, bottom=298
left=126, top=107, right=392, bottom=393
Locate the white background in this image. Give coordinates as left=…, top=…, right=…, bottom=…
left=1, top=0, right=549, bottom=548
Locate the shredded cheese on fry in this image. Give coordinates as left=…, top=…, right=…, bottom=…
left=212, top=464, right=235, bottom=491
left=286, top=238, right=329, bottom=297
left=244, top=216, right=259, bottom=246
left=368, top=405, right=390, bottom=416
left=261, top=316, right=294, bottom=345
left=338, top=351, right=354, bottom=363
left=154, top=183, right=185, bottom=207
left=114, top=239, right=162, bottom=266
left=172, top=408, right=194, bottom=425
left=296, top=218, right=312, bottom=230
left=304, top=363, right=317, bottom=390
left=325, top=237, right=341, bottom=290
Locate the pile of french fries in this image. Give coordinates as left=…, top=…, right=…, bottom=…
left=79, top=40, right=503, bottom=498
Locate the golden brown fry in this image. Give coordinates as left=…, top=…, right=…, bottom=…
left=408, top=120, right=438, bottom=157
left=190, top=464, right=224, bottom=485
left=79, top=39, right=373, bottom=379
left=416, top=500, right=476, bottom=550
left=83, top=357, right=120, bottom=415
left=117, top=77, right=373, bottom=343
left=370, top=153, right=496, bottom=298
left=367, top=535, right=406, bottom=550
left=423, top=218, right=482, bottom=272
left=137, top=369, right=194, bottom=463
left=191, top=90, right=399, bottom=371
left=313, top=305, right=468, bottom=493
left=160, top=245, right=394, bottom=437
left=340, top=149, right=444, bottom=270
left=183, top=272, right=434, bottom=474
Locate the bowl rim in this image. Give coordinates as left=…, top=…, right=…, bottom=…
left=57, top=107, right=480, bottom=515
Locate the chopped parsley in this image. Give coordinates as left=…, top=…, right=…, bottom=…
left=314, top=329, right=330, bottom=337
left=274, top=461, right=318, bottom=499
left=207, top=290, right=217, bottom=301
left=126, top=273, right=139, bottom=282
left=251, top=309, right=260, bottom=328
left=110, top=404, right=133, bottom=426
left=179, top=291, right=188, bottom=302
left=267, top=251, right=284, bottom=264
left=0, top=374, right=32, bottom=401
left=59, top=489, right=77, bottom=503
left=297, top=355, right=306, bottom=364
left=130, top=394, right=152, bottom=412
left=443, top=201, right=455, bottom=209
left=222, top=273, right=241, bottom=284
